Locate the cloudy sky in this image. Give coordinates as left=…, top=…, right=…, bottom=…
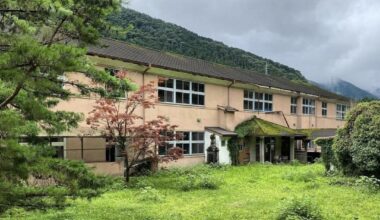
left=127, top=0, right=380, bottom=92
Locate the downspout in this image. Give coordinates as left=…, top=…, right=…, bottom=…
left=227, top=80, right=235, bottom=107
left=142, top=64, right=151, bottom=123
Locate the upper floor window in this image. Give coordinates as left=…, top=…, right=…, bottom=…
left=336, top=104, right=349, bottom=120
left=158, top=78, right=204, bottom=106
left=322, top=102, right=328, bottom=117
left=290, top=97, right=297, bottom=114
left=159, top=131, right=204, bottom=155
left=302, top=98, right=315, bottom=115
left=244, top=90, right=273, bottom=112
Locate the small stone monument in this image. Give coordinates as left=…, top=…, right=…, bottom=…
left=207, top=134, right=219, bottom=164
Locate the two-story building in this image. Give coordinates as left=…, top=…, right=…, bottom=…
left=46, top=38, right=351, bottom=175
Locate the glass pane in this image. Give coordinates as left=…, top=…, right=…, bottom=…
left=183, top=81, right=190, bottom=90
left=182, top=132, right=190, bottom=140
left=166, top=91, right=173, bottom=102
left=158, top=90, right=165, bottom=102
left=176, top=92, right=183, bottom=103
left=198, top=84, right=205, bottom=92
left=244, top=90, right=248, bottom=98
left=167, top=79, right=174, bottom=88
left=244, top=100, right=249, bottom=110
left=183, top=93, right=190, bottom=104
left=255, top=102, right=263, bottom=111
left=199, top=95, right=204, bottom=105
left=255, top=93, right=263, bottom=100
left=192, top=83, right=198, bottom=91
left=176, top=80, right=183, bottom=90
left=183, top=144, right=190, bottom=154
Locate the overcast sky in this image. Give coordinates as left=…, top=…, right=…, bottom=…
left=128, top=0, right=380, bottom=92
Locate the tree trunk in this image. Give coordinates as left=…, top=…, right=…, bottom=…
left=124, top=156, right=130, bottom=182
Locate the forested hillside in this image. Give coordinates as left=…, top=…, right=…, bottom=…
left=105, top=8, right=307, bottom=82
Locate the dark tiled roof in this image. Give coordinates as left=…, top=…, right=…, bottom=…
left=88, top=38, right=349, bottom=101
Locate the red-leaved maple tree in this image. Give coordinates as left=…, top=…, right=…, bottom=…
left=87, top=71, right=182, bottom=182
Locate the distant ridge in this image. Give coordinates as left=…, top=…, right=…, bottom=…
left=105, top=8, right=306, bottom=82
left=312, top=79, right=378, bottom=100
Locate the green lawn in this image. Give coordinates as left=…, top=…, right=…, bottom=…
left=5, top=163, right=380, bottom=220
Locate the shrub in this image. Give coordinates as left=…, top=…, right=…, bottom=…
left=137, top=187, right=164, bottom=202
left=315, top=138, right=334, bottom=172
left=334, top=101, right=380, bottom=177
left=355, top=175, right=380, bottom=192
left=179, top=173, right=220, bottom=191
left=277, top=197, right=323, bottom=220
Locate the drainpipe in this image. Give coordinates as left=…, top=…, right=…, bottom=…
left=142, top=64, right=151, bottom=123
left=227, top=80, right=235, bottom=107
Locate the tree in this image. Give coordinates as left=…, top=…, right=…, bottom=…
left=0, top=0, right=130, bottom=213
left=87, top=71, right=182, bottom=182
left=334, top=101, right=380, bottom=177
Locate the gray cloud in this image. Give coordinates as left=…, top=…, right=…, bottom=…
left=128, top=0, right=380, bottom=92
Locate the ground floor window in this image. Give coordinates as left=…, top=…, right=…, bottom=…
left=159, top=131, right=205, bottom=156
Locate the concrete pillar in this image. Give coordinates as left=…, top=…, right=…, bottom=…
left=290, top=137, right=295, bottom=161
left=249, top=136, right=256, bottom=162
left=260, top=137, right=265, bottom=163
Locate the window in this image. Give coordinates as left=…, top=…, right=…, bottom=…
left=105, top=68, right=126, bottom=98
left=336, top=104, right=349, bottom=120
left=106, top=145, right=116, bottom=162
left=322, top=102, right=328, bottom=117
left=159, top=131, right=205, bottom=155
left=158, top=78, right=204, bottom=106
left=291, top=97, right=297, bottom=114
left=302, top=98, right=315, bottom=115
left=244, top=90, right=273, bottom=112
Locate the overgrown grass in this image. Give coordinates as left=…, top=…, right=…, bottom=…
left=3, top=164, right=380, bottom=220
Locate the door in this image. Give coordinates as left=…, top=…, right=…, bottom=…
left=281, top=137, right=290, bottom=161
left=264, top=137, right=275, bottom=162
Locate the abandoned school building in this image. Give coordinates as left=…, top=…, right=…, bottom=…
left=39, top=38, right=352, bottom=175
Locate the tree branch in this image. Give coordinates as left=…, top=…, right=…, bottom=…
left=0, top=79, right=25, bottom=109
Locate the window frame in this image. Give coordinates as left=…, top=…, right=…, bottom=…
left=244, top=90, right=273, bottom=112
left=302, top=98, right=316, bottom=115
left=158, top=78, right=205, bottom=106
left=322, top=102, right=328, bottom=117
left=290, top=97, right=298, bottom=114
left=336, top=103, right=349, bottom=120
left=159, top=131, right=205, bottom=156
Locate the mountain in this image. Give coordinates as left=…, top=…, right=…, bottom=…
left=373, top=88, right=380, bottom=98
left=312, top=79, right=378, bottom=101
left=105, top=8, right=306, bottom=82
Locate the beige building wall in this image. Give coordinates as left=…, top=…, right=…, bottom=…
left=53, top=56, right=349, bottom=174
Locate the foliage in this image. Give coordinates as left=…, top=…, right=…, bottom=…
left=0, top=145, right=112, bottom=214
left=105, top=8, right=307, bottom=82
left=227, top=137, right=239, bottom=165
left=333, top=101, right=380, bottom=177
left=315, top=138, right=334, bottom=171
left=179, top=173, right=220, bottom=191
left=355, top=176, right=380, bottom=192
left=277, top=197, right=323, bottom=220
left=282, top=170, right=318, bottom=183
left=15, top=164, right=380, bottom=220
left=137, top=187, right=164, bottom=202
left=0, top=0, right=126, bottom=214
left=87, top=72, right=182, bottom=182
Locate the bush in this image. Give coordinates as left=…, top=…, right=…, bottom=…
left=179, top=173, right=220, bottom=191
left=0, top=144, right=114, bottom=214
left=315, top=138, right=334, bottom=172
left=137, top=187, right=164, bottom=202
left=355, top=176, right=380, bottom=192
left=334, top=101, right=380, bottom=177
left=277, top=197, right=323, bottom=220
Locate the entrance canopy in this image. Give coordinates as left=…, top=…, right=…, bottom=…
left=234, top=117, right=306, bottom=138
